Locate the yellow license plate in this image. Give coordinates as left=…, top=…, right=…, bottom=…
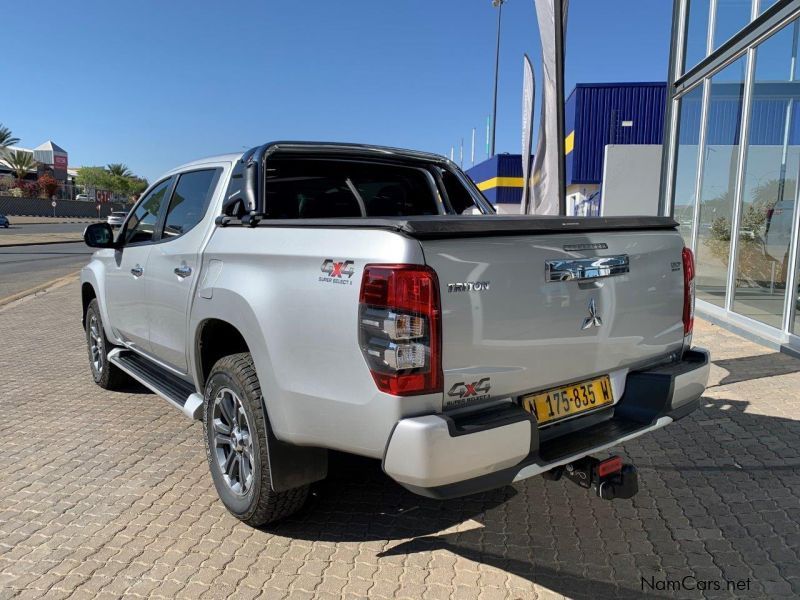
left=521, top=375, right=613, bottom=425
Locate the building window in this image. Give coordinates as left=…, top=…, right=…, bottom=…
left=732, top=20, right=800, bottom=328
left=713, top=0, right=754, bottom=50
left=695, top=56, right=747, bottom=308
left=672, top=85, right=705, bottom=244
left=684, top=0, right=712, bottom=73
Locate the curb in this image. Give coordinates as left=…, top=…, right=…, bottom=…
left=0, top=272, right=80, bottom=309
left=0, top=239, right=83, bottom=248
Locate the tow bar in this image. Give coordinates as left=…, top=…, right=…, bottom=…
left=542, top=455, right=639, bottom=500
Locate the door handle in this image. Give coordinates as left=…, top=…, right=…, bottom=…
left=174, top=265, right=192, bottom=278
left=130, top=265, right=144, bottom=277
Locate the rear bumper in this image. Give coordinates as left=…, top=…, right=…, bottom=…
left=383, top=348, right=710, bottom=498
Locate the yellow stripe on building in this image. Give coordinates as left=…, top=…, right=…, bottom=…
left=565, top=130, right=575, bottom=155
left=476, top=176, right=525, bottom=191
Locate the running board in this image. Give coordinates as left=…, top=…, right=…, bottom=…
left=107, top=348, right=203, bottom=420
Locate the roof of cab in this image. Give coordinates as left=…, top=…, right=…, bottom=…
left=164, top=153, right=243, bottom=176
left=160, top=142, right=451, bottom=180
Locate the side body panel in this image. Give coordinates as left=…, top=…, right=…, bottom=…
left=192, top=227, right=441, bottom=458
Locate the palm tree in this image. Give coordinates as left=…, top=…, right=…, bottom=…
left=0, top=124, right=19, bottom=150
left=2, top=149, right=37, bottom=180
left=106, top=163, right=132, bottom=178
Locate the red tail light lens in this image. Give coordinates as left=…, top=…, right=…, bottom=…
left=682, top=247, right=695, bottom=336
left=598, top=455, right=623, bottom=478
left=359, top=264, right=442, bottom=396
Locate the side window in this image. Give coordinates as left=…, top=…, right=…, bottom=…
left=123, top=178, right=172, bottom=245
left=162, top=169, right=219, bottom=238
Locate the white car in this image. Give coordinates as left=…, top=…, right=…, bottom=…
left=106, top=211, right=127, bottom=228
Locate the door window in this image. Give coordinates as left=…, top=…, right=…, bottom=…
left=162, top=169, right=219, bottom=238
left=123, top=178, right=173, bottom=245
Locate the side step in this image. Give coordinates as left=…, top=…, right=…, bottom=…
left=107, top=348, right=204, bottom=420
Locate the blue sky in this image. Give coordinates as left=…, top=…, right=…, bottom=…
left=3, top=0, right=673, bottom=181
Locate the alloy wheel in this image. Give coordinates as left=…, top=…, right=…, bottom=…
left=88, top=314, right=104, bottom=374
left=212, top=387, right=255, bottom=495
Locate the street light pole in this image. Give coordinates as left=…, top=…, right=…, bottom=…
left=490, top=0, right=505, bottom=157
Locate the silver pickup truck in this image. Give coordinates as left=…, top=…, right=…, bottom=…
left=81, top=142, right=709, bottom=525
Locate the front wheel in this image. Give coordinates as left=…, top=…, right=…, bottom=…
left=203, top=353, right=309, bottom=526
left=85, top=298, right=130, bottom=390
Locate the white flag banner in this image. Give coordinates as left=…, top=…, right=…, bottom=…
left=530, top=0, right=568, bottom=215
left=520, top=54, right=536, bottom=214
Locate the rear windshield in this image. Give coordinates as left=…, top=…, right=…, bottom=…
left=263, top=158, right=485, bottom=219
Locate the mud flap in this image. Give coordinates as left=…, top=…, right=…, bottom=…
left=264, top=416, right=328, bottom=492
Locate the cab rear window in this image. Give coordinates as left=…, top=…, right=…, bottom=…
left=264, top=159, right=445, bottom=219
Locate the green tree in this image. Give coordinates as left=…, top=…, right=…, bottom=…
left=106, top=163, right=132, bottom=178
left=127, top=176, right=148, bottom=196
left=0, top=124, right=19, bottom=150
left=76, top=166, right=113, bottom=190
left=2, top=149, right=37, bottom=180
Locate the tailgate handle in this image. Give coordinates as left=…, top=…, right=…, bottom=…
left=546, top=255, right=629, bottom=282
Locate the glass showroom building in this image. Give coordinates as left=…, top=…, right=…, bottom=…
left=662, top=0, right=800, bottom=352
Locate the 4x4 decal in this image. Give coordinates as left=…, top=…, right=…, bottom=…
left=320, top=259, right=355, bottom=285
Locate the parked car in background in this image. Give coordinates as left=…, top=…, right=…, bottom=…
left=106, top=211, right=127, bottom=228
left=81, top=142, right=709, bottom=526
left=75, top=194, right=90, bottom=202
left=0, top=214, right=9, bottom=228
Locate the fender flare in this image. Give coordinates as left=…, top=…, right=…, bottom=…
left=190, top=289, right=327, bottom=492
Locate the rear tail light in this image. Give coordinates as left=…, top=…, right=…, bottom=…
left=358, top=264, right=442, bottom=396
left=682, top=247, right=695, bottom=337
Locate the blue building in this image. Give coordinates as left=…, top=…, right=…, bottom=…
left=466, top=82, right=668, bottom=213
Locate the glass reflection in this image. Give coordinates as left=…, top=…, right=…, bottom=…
left=695, top=57, right=747, bottom=307
left=672, top=85, right=705, bottom=244
left=733, top=21, right=800, bottom=328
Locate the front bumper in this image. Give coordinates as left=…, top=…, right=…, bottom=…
left=383, top=348, right=710, bottom=498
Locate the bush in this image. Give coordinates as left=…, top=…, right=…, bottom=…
left=37, top=173, right=59, bottom=199
left=15, top=180, right=40, bottom=198
left=0, top=177, right=16, bottom=194
left=9, top=187, right=23, bottom=198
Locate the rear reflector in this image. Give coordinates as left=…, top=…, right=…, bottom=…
left=359, top=264, right=442, bottom=396
left=682, top=247, right=695, bottom=336
left=598, top=456, right=623, bottom=478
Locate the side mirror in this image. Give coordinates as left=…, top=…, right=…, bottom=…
left=84, top=223, right=116, bottom=248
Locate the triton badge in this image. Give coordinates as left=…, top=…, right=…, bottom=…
left=447, top=281, right=490, bottom=293
left=581, top=297, right=602, bottom=330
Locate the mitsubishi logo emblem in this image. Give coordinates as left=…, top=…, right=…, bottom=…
left=581, top=298, right=602, bottom=330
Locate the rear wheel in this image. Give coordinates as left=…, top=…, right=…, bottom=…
left=85, top=298, right=130, bottom=390
left=203, top=353, right=309, bottom=526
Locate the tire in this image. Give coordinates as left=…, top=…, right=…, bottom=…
left=203, top=353, right=309, bottom=526
left=85, top=298, right=130, bottom=390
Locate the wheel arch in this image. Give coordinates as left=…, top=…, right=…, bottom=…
left=190, top=289, right=285, bottom=431
left=81, top=281, right=97, bottom=328
left=192, top=300, right=328, bottom=493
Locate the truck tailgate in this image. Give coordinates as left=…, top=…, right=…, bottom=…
left=420, top=229, right=686, bottom=410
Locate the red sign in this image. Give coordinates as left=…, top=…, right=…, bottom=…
left=53, top=155, right=68, bottom=170
left=96, top=190, right=111, bottom=203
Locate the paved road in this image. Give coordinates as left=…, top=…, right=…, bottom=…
left=0, top=242, right=92, bottom=299
left=0, top=222, right=91, bottom=236
left=1, top=283, right=799, bottom=599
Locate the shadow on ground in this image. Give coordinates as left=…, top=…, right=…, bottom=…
left=712, top=352, right=800, bottom=386
left=270, top=397, right=800, bottom=599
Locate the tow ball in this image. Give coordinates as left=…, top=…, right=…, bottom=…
left=542, top=455, right=639, bottom=500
